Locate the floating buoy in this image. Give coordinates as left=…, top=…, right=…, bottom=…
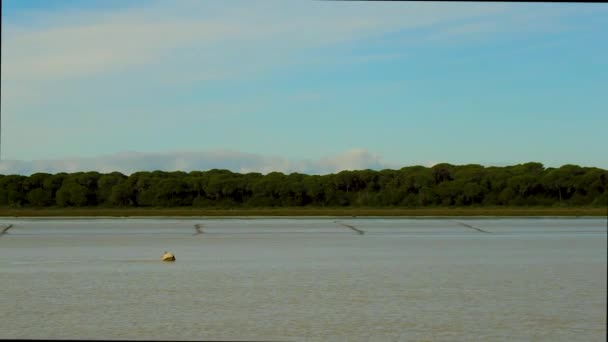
left=162, top=251, right=176, bottom=262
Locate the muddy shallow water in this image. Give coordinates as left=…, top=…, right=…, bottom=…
left=1, top=217, right=606, bottom=341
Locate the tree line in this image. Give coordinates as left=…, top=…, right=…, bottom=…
left=0, top=163, right=606, bottom=208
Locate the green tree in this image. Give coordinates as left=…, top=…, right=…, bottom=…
left=0, top=175, right=27, bottom=206
left=109, top=182, right=134, bottom=207
left=27, top=188, right=53, bottom=207
left=56, top=182, right=88, bottom=207
left=97, top=172, right=127, bottom=205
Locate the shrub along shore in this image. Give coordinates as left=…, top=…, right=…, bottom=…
left=0, top=207, right=605, bottom=217
left=1, top=163, right=606, bottom=216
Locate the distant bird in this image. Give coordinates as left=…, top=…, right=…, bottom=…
left=162, top=251, right=176, bottom=262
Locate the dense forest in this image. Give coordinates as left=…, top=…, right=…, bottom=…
left=0, top=163, right=606, bottom=208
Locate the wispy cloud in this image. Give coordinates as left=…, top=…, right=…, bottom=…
left=0, top=149, right=400, bottom=176
left=3, top=1, right=512, bottom=84
left=3, top=1, right=603, bottom=168
left=4, top=1, right=588, bottom=115
left=1, top=1, right=519, bottom=161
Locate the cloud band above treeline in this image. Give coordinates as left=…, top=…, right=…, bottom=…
left=0, top=149, right=405, bottom=176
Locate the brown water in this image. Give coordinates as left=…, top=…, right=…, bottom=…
left=0, top=218, right=606, bottom=341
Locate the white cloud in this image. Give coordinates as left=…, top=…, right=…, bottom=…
left=3, top=1, right=586, bottom=117
left=0, top=1, right=519, bottom=161
left=2, top=1, right=599, bottom=165
left=2, top=16, right=235, bottom=82
left=0, top=150, right=591, bottom=176
left=2, top=1, right=512, bottom=84
left=0, top=149, right=399, bottom=176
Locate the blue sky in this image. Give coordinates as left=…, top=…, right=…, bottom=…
left=1, top=1, right=607, bottom=175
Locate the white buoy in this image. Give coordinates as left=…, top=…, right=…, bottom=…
left=162, top=251, right=176, bottom=261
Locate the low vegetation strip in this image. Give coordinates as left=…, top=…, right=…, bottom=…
left=0, top=207, right=604, bottom=217
left=1, top=164, right=607, bottom=210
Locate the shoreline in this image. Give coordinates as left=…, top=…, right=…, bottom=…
left=0, top=207, right=605, bottom=218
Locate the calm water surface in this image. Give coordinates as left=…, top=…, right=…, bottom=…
left=1, top=217, right=606, bottom=341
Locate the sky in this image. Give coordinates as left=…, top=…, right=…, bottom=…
left=1, top=0, right=607, bottom=175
